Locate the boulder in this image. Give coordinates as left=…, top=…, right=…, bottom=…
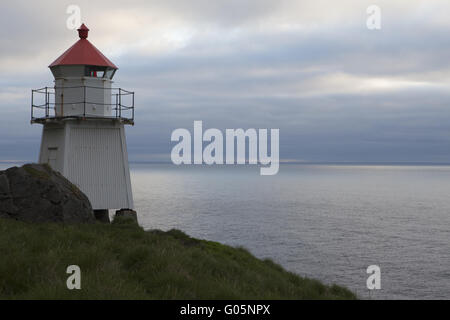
left=0, top=163, right=95, bottom=223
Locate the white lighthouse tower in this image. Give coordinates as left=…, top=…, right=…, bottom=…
left=31, top=24, right=134, bottom=222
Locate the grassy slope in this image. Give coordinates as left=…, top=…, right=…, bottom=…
left=0, top=217, right=356, bottom=300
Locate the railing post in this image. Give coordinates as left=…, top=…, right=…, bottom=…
left=45, top=87, right=48, bottom=118
left=132, top=92, right=135, bottom=121
left=119, top=88, right=122, bottom=119
left=53, top=85, right=56, bottom=117
left=115, top=93, right=118, bottom=118
left=46, top=90, right=50, bottom=117
left=31, top=90, right=34, bottom=120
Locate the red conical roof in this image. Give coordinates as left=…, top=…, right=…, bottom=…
left=49, top=24, right=118, bottom=69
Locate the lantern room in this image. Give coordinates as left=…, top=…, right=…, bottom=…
left=49, top=24, right=117, bottom=79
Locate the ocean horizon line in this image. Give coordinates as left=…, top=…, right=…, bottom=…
left=3, top=160, right=450, bottom=166
left=130, top=161, right=450, bottom=166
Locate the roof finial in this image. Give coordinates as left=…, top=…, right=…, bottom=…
left=77, top=23, right=89, bottom=39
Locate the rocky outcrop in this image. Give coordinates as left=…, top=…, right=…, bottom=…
left=0, top=163, right=95, bottom=223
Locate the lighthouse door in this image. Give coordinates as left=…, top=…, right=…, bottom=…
left=47, top=147, right=58, bottom=169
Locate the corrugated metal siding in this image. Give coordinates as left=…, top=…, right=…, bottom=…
left=67, top=127, right=130, bottom=209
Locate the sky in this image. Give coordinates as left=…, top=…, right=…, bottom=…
left=1, top=0, right=450, bottom=163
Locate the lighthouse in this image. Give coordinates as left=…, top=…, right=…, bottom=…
left=31, top=24, right=134, bottom=222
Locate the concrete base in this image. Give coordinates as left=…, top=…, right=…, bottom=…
left=94, top=209, right=110, bottom=223
left=115, top=208, right=138, bottom=223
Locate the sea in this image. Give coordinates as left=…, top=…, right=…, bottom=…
left=132, top=163, right=450, bottom=300
left=2, top=162, right=449, bottom=299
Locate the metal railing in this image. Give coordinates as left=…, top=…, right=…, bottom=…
left=31, top=85, right=135, bottom=125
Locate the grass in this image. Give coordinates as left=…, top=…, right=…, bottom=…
left=22, top=164, right=51, bottom=180
left=0, top=217, right=356, bottom=300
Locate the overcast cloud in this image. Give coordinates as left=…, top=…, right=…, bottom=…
left=1, top=0, right=450, bottom=162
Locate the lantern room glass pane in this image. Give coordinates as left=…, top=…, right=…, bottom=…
left=105, top=68, right=116, bottom=79
left=85, top=66, right=107, bottom=78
